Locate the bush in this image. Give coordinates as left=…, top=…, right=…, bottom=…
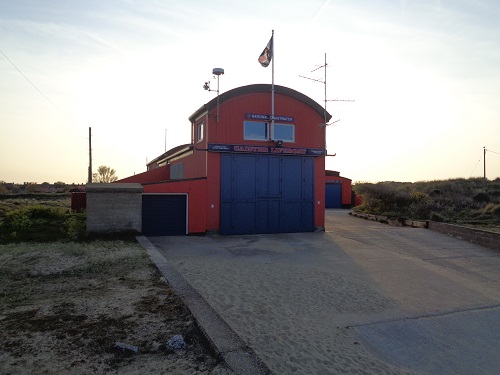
left=430, top=211, right=445, bottom=222
left=473, top=192, right=490, bottom=203
left=354, top=182, right=413, bottom=215
left=353, top=178, right=500, bottom=226
left=66, top=212, right=87, bottom=240
left=1, top=205, right=87, bottom=243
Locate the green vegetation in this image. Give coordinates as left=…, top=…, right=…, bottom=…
left=0, top=195, right=86, bottom=243
left=354, top=178, right=500, bottom=232
left=0, top=181, right=82, bottom=194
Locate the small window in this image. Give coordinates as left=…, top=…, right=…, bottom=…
left=273, top=123, right=294, bottom=142
left=170, top=162, right=184, bottom=179
left=244, top=121, right=268, bottom=140
left=197, top=122, right=204, bottom=142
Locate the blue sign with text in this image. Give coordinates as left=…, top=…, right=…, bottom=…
left=208, top=144, right=325, bottom=156
left=245, top=113, right=294, bottom=123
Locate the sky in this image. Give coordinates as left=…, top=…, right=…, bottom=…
left=1, top=0, right=500, bottom=184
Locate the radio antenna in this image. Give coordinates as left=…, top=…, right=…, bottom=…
left=299, top=53, right=354, bottom=126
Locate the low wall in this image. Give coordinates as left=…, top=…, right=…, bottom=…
left=427, top=221, right=500, bottom=251
left=86, top=183, right=143, bottom=234
left=350, top=211, right=499, bottom=251
left=350, top=211, right=427, bottom=228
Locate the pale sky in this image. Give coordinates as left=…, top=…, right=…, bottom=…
left=1, top=0, right=499, bottom=184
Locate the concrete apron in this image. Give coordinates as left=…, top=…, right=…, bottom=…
left=137, top=236, right=272, bottom=375
left=141, top=210, right=500, bottom=374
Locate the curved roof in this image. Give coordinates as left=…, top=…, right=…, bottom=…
left=189, top=84, right=331, bottom=123
left=147, top=143, right=193, bottom=167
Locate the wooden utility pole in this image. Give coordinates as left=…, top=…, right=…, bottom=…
left=484, top=146, right=486, bottom=179
left=88, top=127, right=92, bottom=183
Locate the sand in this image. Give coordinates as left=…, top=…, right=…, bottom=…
left=0, top=241, right=233, bottom=375
left=149, top=208, right=500, bottom=374
left=153, top=233, right=417, bottom=375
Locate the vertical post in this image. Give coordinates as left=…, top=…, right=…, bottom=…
left=271, top=29, right=275, bottom=139
left=324, top=52, right=327, bottom=126
left=88, top=127, right=92, bottom=184
left=216, top=74, right=220, bottom=123
left=484, top=146, right=486, bottom=179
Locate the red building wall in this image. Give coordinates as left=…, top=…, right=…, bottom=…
left=315, top=157, right=326, bottom=227
left=206, top=151, right=221, bottom=232
left=204, top=92, right=325, bottom=149
left=118, top=166, right=170, bottom=184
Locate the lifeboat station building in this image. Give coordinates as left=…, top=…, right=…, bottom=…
left=119, top=84, right=334, bottom=236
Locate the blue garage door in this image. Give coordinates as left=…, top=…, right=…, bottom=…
left=142, top=194, right=187, bottom=236
left=221, top=154, right=314, bottom=235
left=325, top=183, right=342, bottom=208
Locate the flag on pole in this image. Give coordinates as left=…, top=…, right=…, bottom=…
left=258, top=35, right=273, bottom=67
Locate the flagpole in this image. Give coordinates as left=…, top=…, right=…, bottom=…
left=271, top=29, right=275, bottom=139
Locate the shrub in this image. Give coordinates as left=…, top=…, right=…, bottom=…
left=66, top=212, right=87, bottom=240
left=473, top=192, right=490, bottom=203
left=354, top=182, right=413, bottom=215
left=2, top=206, right=69, bottom=243
left=10, top=211, right=32, bottom=231
left=353, top=178, right=499, bottom=226
left=430, top=211, right=445, bottom=222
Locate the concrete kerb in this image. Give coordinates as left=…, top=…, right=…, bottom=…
left=136, top=236, right=273, bottom=375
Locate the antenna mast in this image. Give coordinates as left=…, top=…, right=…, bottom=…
left=299, top=53, right=354, bottom=126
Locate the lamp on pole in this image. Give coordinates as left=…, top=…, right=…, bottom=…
left=203, top=68, right=224, bottom=123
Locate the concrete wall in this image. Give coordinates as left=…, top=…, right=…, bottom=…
left=86, top=183, right=143, bottom=234
left=427, top=221, right=500, bottom=251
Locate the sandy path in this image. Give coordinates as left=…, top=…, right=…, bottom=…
left=151, top=210, right=500, bottom=374
left=152, top=233, right=415, bottom=374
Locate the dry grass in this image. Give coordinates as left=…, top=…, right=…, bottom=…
left=0, top=194, right=71, bottom=218
left=354, top=178, right=500, bottom=232
left=0, top=241, right=232, bottom=375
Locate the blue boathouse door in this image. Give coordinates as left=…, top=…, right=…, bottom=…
left=220, top=154, right=314, bottom=235
left=325, top=183, right=342, bottom=208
